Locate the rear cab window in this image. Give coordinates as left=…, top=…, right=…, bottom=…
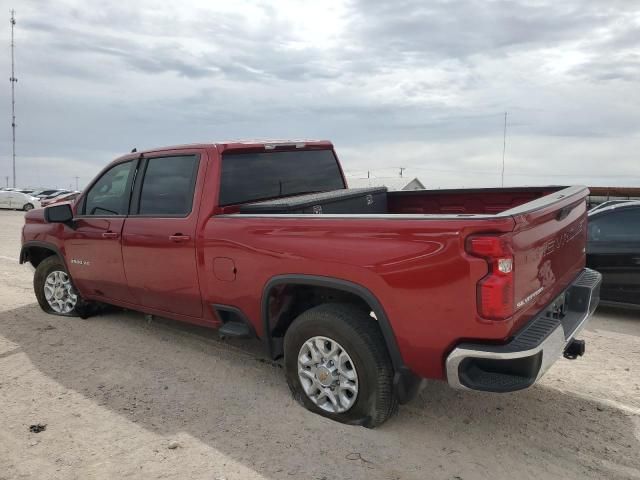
left=219, top=149, right=345, bottom=206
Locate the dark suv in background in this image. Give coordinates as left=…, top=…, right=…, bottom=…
left=587, top=201, right=640, bottom=308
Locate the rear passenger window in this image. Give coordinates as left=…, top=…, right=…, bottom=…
left=138, top=155, right=199, bottom=216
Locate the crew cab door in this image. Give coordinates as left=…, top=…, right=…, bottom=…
left=66, top=159, right=138, bottom=302
left=121, top=151, right=203, bottom=317
left=587, top=206, right=640, bottom=305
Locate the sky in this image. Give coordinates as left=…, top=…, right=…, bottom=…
left=1, top=0, right=639, bottom=190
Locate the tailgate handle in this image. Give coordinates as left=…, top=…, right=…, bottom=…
left=556, top=204, right=577, bottom=221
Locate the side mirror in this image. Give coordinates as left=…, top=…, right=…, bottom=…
left=44, top=203, right=74, bottom=225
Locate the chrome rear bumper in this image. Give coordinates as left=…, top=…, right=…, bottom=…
left=446, top=268, right=602, bottom=392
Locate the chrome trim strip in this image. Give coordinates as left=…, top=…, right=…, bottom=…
left=216, top=213, right=498, bottom=220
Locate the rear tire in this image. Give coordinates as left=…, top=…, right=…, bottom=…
left=284, top=303, right=397, bottom=428
left=34, top=256, right=90, bottom=317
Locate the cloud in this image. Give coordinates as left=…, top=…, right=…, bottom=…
left=348, top=0, right=605, bottom=60
left=0, top=0, right=639, bottom=189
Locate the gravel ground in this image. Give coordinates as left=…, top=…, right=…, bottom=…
left=0, top=209, right=638, bottom=480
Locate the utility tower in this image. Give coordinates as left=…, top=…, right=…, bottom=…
left=501, top=112, right=507, bottom=187
left=10, top=10, right=17, bottom=188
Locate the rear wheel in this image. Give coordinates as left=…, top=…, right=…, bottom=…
left=284, top=303, right=397, bottom=428
left=34, top=256, right=85, bottom=316
left=23, top=203, right=34, bottom=211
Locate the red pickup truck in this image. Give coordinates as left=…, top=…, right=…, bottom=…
left=21, top=140, right=601, bottom=427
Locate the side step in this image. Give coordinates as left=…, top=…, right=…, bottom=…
left=218, top=321, right=252, bottom=338
left=213, top=304, right=255, bottom=339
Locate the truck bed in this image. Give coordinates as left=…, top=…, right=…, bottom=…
left=387, top=186, right=563, bottom=215
left=235, top=186, right=567, bottom=217
left=222, top=183, right=589, bottom=381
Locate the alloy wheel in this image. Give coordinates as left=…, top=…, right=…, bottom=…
left=297, top=336, right=359, bottom=413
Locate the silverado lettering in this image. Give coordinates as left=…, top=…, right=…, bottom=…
left=542, top=217, right=586, bottom=257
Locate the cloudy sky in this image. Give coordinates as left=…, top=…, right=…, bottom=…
left=1, top=0, right=639, bottom=190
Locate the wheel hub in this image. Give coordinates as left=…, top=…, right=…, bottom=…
left=315, top=364, right=335, bottom=387
left=297, top=336, right=359, bottom=413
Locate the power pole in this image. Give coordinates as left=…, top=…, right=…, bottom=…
left=74, top=176, right=79, bottom=190
left=399, top=167, right=405, bottom=178
left=10, top=10, right=17, bottom=188
left=501, top=112, right=507, bottom=187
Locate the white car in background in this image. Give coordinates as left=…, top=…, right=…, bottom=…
left=0, top=190, right=41, bottom=211
left=41, top=191, right=81, bottom=207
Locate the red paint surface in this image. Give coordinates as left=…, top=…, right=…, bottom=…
left=22, top=141, right=589, bottom=380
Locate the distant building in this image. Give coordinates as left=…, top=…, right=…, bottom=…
left=347, top=176, right=425, bottom=191
left=587, top=186, right=640, bottom=208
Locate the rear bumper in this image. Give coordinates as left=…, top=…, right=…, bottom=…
left=446, top=268, right=602, bottom=393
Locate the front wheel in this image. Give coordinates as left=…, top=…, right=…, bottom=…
left=34, top=256, right=84, bottom=316
left=284, top=303, right=397, bottom=428
left=23, top=203, right=34, bottom=211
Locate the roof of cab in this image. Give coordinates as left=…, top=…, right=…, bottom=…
left=114, top=140, right=333, bottom=161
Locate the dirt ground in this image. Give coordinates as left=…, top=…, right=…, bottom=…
left=0, top=209, right=638, bottom=480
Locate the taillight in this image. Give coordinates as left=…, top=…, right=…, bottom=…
left=466, top=235, right=515, bottom=320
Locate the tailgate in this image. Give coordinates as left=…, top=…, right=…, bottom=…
left=506, top=186, right=589, bottom=319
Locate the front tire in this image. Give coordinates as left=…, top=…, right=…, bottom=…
left=23, top=203, right=34, bottom=211
left=284, top=303, right=397, bottom=428
left=34, top=256, right=84, bottom=316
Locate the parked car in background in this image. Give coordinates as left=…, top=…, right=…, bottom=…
left=41, top=191, right=81, bottom=207
left=589, top=200, right=639, bottom=214
left=587, top=201, right=640, bottom=308
left=38, top=189, right=70, bottom=200
left=31, top=189, right=63, bottom=199
left=0, top=190, right=41, bottom=211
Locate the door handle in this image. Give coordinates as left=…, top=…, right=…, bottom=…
left=102, top=231, right=120, bottom=239
left=169, top=234, right=191, bottom=243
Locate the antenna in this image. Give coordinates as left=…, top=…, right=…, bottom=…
left=10, top=10, right=17, bottom=188
left=501, top=112, right=507, bottom=187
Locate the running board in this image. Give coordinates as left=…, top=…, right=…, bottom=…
left=213, top=304, right=255, bottom=339
left=218, top=321, right=252, bottom=338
